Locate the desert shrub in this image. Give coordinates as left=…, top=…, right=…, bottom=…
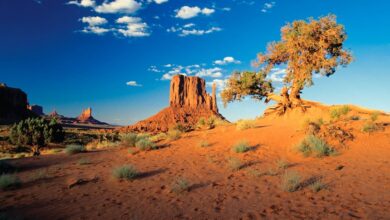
left=172, top=123, right=187, bottom=132
left=98, top=131, right=119, bottom=143
left=120, top=133, right=138, bottom=146
left=280, top=171, right=301, bottom=192
left=350, top=115, right=360, bottom=121
left=9, top=118, right=64, bottom=156
left=361, top=122, right=380, bottom=133
left=232, top=141, right=250, bottom=153
left=65, top=144, right=86, bottom=155
left=86, top=140, right=119, bottom=150
left=296, top=135, right=336, bottom=157
left=247, top=169, right=265, bottom=177
left=0, top=160, right=14, bottom=174
left=267, top=168, right=279, bottom=176
left=167, top=129, right=182, bottom=141
left=196, top=117, right=206, bottom=129
left=198, top=140, right=210, bottom=148
left=370, top=111, right=380, bottom=122
left=135, top=138, right=156, bottom=151
left=150, top=133, right=167, bottom=142
left=78, top=158, right=90, bottom=165
left=302, top=118, right=323, bottom=134
left=171, top=177, right=190, bottom=194
left=330, top=105, right=350, bottom=120
left=0, top=174, right=21, bottom=190
left=276, top=159, right=290, bottom=169
left=310, top=180, right=327, bottom=192
left=227, top=157, right=243, bottom=171
left=29, top=170, right=48, bottom=182
left=112, top=165, right=138, bottom=180
left=236, top=119, right=256, bottom=131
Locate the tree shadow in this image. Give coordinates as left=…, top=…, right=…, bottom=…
left=189, top=181, right=212, bottom=191
left=299, top=175, right=323, bottom=189
left=137, top=168, right=167, bottom=179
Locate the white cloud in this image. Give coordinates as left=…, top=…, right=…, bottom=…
left=82, top=26, right=111, bottom=35
left=116, top=16, right=150, bottom=37
left=81, top=16, right=107, bottom=26
left=148, top=65, right=161, bottom=73
left=206, top=79, right=228, bottom=90
left=183, top=23, right=195, bottom=28
left=126, top=81, right=142, bottom=87
left=67, top=0, right=95, bottom=7
left=195, top=67, right=223, bottom=78
left=261, top=1, right=275, bottom=13
left=267, top=68, right=286, bottom=82
left=175, top=6, right=215, bottom=19
left=95, top=0, right=141, bottom=14
left=167, top=24, right=221, bottom=36
left=153, top=0, right=168, bottom=4
left=214, top=56, right=241, bottom=65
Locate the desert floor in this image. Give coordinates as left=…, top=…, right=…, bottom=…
left=1, top=117, right=390, bottom=220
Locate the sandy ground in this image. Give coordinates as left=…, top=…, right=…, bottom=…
left=1, top=117, right=390, bottom=220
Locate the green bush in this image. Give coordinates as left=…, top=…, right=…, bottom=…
left=120, top=133, right=138, bottom=146
left=135, top=138, right=156, bottom=151
left=370, top=111, right=380, bottom=122
left=112, top=165, right=138, bottom=180
left=361, top=122, right=380, bottom=133
left=296, top=135, right=336, bottom=157
left=310, top=180, right=327, bottom=192
left=330, top=105, right=350, bottom=120
left=150, top=133, right=167, bottom=142
left=232, top=141, right=250, bottom=153
left=0, top=174, right=21, bottom=190
left=65, top=144, right=86, bottom=155
left=167, top=129, right=182, bottom=141
left=9, top=118, right=64, bottom=156
left=227, top=157, right=243, bottom=171
left=280, top=171, right=301, bottom=192
left=170, top=177, right=190, bottom=194
left=98, top=131, right=119, bottom=143
left=236, top=119, right=256, bottom=131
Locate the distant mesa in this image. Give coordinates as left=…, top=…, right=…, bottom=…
left=124, top=74, right=225, bottom=132
left=28, top=105, right=44, bottom=116
left=0, top=83, right=35, bottom=124
left=47, top=107, right=109, bottom=126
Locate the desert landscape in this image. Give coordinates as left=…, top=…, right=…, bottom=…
left=1, top=0, right=390, bottom=219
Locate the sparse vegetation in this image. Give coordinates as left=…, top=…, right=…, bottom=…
left=276, top=159, right=290, bottom=169
left=247, top=169, right=265, bottom=177
left=236, top=119, right=256, bottom=131
left=330, top=105, right=350, bottom=120
left=310, top=180, right=327, bottom=192
left=232, top=141, right=250, bottom=153
left=150, top=133, right=167, bottom=142
left=296, top=135, right=336, bottom=157
left=227, top=157, right=243, bottom=171
left=135, top=138, right=156, bottom=151
left=280, top=171, right=301, bottom=192
left=350, top=115, right=360, bottom=121
left=370, top=111, right=380, bottom=122
left=171, top=177, right=190, bottom=194
left=120, top=132, right=138, bottom=146
left=302, top=118, right=324, bottom=134
left=29, top=169, right=49, bottom=182
left=65, top=144, right=86, bottom=155
left=112, top=165, right=138, bottom=180
left=167, top=128, right=182, bottom=141
left=362, top=122, right=380, bottom=133
left=9, top=118, right=64, bottom=156
left=0, top=174, right=21, bottom=190
left=78, top=158, right=91, bottom=165
left=198, top=140, right=210, bottom=148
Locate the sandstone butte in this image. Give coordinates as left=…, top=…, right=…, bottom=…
left=124, top=75, right=225, bottom=132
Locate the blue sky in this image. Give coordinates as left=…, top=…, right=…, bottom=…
left=1, top=0, right=389, bottom=125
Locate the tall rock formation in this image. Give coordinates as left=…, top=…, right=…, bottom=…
left=124, top=75, right=225, bottom=132
left=0, top=83, right=35, bottom=124
left=78, top=107, right=93, bottom=121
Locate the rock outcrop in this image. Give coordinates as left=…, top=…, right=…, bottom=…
left=0, top=83, right=35, bottom=124
left=28, top=105, right=44, bottom=116
left=124, top=75, right=225, bottom=132
left=47, top=108, right=109, bottom=126
left=78, top=107, right=93, bottom=121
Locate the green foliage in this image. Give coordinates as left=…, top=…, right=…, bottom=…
left=280, top=171, right=301, bottom=192
left=296, top=135, right=336, bottom=157
left=0, top=174, right=21, bottom=190
left=236, top=119, right=256, bottom=131
left=171, top=177, right=190, bottom=194
left=330, top=105, right=350, bottom=120
left=232, top=141, right=250, bottom=153
left=9, top=118, right=64, bottom=155
left=221, top=71, right=273, bottom=106
left=135, top=138, right=156, bottom=151
left=120, top=133, right=138, bottom=147
left=65, top=144, right=86, bottom=155
left=150, top=133, right=167, bottom=142
left=98, top=131, right=119, bottom=143
left=112, top=165, right=138, bottom=180
left=310, top=180, right=327, bottom=192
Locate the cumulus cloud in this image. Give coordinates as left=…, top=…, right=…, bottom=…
left=175, top=6, right=215, bottom=19
left=95, top=0, right=141, bottom=14
left=267, top=68, right=286, bottom=82
left=214, top=56, right=241, bottom=65
left=116, top=16, right=150, bottom=37
left=206, top=79, right=228, bottom=90
left=148, top=65, right=161, bottom=73
left=81, top=16, right=107, bottom=26
left=153, top=0, right=168, bottom=4
left=167, top=24, right=221, bottom=36
left=261, top=1, right=275, bottom=13
left=82, top=26, right=111, bottom=35
left=196, top=67, right=222, bottom=78
left=126, top=81, right=142, bottom=86
left=67, top=0, right=95, bottom=7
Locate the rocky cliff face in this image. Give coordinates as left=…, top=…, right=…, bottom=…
left=0, top=83, right=34, bottom=124
left=169, top=75, right=218, bottom=112
left=124, top=75, right=224, bottom=132
left=78, top=108, right=93, bottom=121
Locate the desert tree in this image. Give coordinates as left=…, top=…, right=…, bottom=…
left=222, top=14, right=353, bottom=113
